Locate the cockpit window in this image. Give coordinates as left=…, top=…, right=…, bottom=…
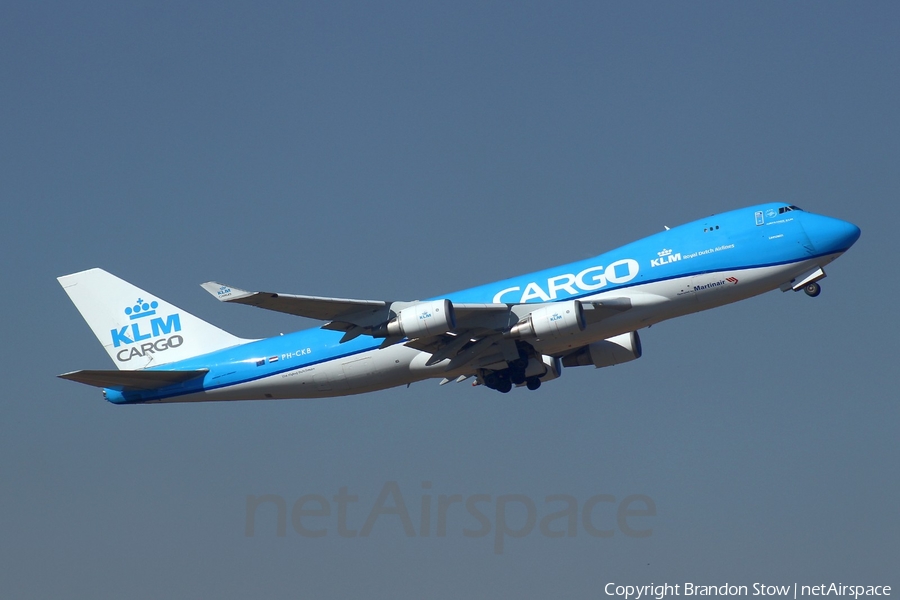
left=778, top=205, right=804, bottom=214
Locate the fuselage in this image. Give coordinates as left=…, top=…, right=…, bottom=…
left=105, top=203, right=860, bottom=404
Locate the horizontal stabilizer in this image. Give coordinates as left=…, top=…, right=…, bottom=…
left=58, top=369, right=208, bottom=391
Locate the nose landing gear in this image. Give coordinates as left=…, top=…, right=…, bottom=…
left=804, top=282, right=821, bottom=297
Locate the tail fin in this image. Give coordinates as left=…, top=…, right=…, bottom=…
left=58, top=268, right=250, bottom=370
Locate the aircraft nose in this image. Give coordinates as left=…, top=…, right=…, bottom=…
left=804, top=214, right=861, bottom=254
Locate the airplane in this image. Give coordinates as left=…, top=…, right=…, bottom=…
left=57, top=203, right=860, bottom=404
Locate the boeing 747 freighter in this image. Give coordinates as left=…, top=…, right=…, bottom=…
left=58, top=203, right=860, bottom=403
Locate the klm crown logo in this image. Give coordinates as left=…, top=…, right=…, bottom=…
left=651, top=248, right=681, bottom=268
left=111, top=297, right=183, bottom=358
left=125, top=298, right=159, bottom=320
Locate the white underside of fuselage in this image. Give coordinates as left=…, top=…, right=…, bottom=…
left=149, top=254, right=839, bottom=403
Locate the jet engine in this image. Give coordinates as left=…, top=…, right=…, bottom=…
left=385, top=299, right=456, bottom=338
left=562, top=331, right=642, bottom=368
left=507, top=300, right=585, bottom=339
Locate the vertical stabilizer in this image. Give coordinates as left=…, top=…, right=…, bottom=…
left=58, top=268, right=249, bottom=370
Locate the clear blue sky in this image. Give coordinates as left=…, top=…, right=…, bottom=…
left=1, top=2, right=897, bottom=597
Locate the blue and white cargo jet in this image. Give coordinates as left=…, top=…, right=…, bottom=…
left=58, top=204, right=860, bottom=403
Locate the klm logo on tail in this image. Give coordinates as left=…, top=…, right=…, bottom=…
left=111, top=298, right=184, bottom=362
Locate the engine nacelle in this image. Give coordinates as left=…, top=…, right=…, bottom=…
left=507, top=300, right=586, bottom=339
left=562, top=331, right=642, bottom=368
left=386, top=299, right=456, bottom=339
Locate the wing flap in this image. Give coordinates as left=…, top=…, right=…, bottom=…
left=58, top=369, right=209, bottom=391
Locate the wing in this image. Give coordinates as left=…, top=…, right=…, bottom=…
left=581, top=297, right=632, bottom=324
left=201, top=282, right=514, bottom=338
left=201, top=280, right=632, bottom=374
left=201, top=282, right=391, bottom=325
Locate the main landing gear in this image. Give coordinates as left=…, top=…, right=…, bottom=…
left=482, top=371, right=543, bottom=393
left=481, top=342, right=544, bottom=394
left=483, top=371, right=513, bottom=393
left=804, top=282, right=821, bottom=297
left=483, top=371, right=545, bottom=393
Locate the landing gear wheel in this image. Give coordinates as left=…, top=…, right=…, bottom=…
left=497, top=377, right=512, bottom=393
left=804, top=282, right=821, bottom=297
left=509, top=366, right=527, bottom=385
left=526, top=377, right=541, bottom=391
left=484, top=373, right=500, bottom=390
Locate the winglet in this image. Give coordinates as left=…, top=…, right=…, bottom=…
left=201, top=282, right=257, bottom=302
